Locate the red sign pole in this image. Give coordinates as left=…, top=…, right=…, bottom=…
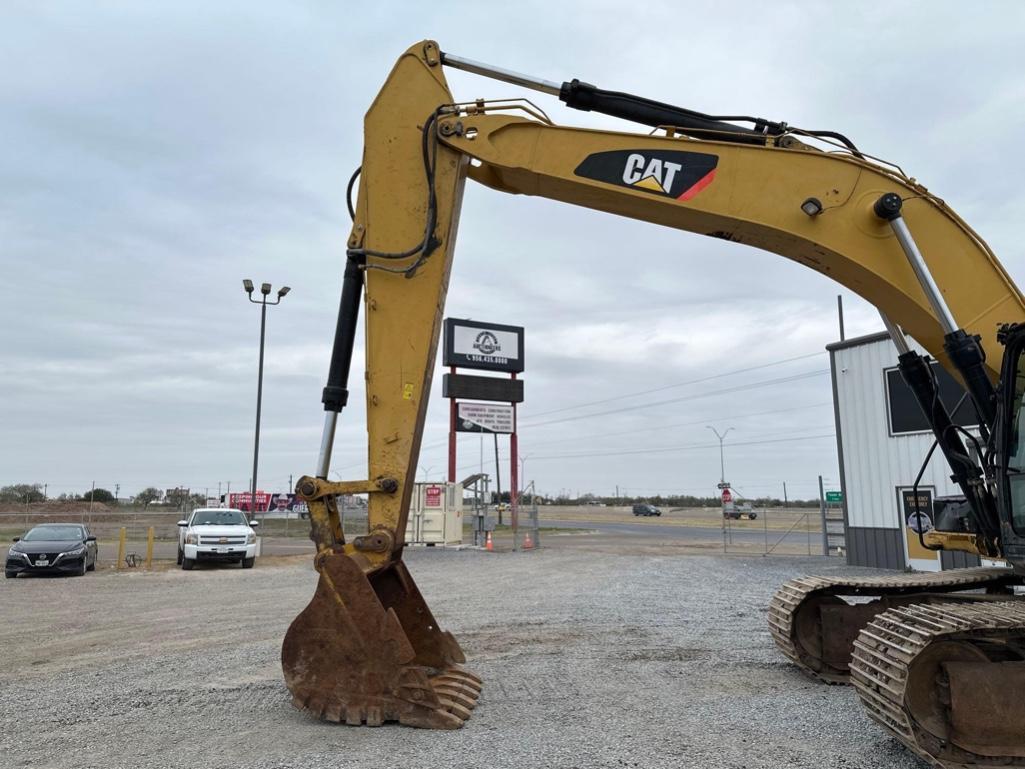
left=448, top=366, right=457, bottom=483
left=510, top=372, right=519, bottom=549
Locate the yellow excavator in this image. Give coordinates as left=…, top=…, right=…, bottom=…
left=282, top=40, right=1025, bottom=766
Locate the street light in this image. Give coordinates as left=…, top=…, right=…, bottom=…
left=706, top=425, right=734, bottom=484
left=243, top=278, right=290, bottom=516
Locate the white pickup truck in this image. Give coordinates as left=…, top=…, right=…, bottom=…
left=176, top=508, right=260, bottom=570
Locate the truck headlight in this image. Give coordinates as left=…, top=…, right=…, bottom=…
left=185, top=532, right=198, bottom=545
left=246, top=531, right=256, bottom=545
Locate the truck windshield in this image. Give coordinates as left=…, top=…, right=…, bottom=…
left=191, top=510, right=246, bottom=526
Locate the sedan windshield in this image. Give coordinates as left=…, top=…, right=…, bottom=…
left=23, top=525, right=83, bottom=541
left=191, top=510, right=246, bottom=526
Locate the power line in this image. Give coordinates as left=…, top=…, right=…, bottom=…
left=524, top=350, right=826, bottom=419
left=505, top=401, right=833, bottom=450
left=444, top=431, right=834, bottom=471
left=520, top=369, right=829, bottom=428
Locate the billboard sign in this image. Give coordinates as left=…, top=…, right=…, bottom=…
left=443, top=318, right=524, bottom=373
left=228, top=492, right=308, bottom=516
left=456, top=402, right=515, bottom=433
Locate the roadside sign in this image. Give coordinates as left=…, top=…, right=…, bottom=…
left=716, top=482, right=731, bottom=490
left=456, top=402, right=515, bottom=433
left=443, top=318, right=525, bottom=373
left=721, top=489, right=732, bottom=503
left=825, top=491, right=843, bottom=504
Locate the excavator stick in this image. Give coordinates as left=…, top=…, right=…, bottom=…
left=282, top=44, right=477, bottom=729
left=282, top=553, right=480, bottom=728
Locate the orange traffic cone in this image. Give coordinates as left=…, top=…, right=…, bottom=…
left=522, top=530, right=533, bottom=550
left=485, top=531, right=494, bottom=552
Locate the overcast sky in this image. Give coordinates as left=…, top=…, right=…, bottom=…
left=3, top=1, right=1024, bottom=501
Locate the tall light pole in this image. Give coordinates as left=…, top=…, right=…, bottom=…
left=243, top=279, right=290, bottom=517
left=706, top=426, right=734, bottom=484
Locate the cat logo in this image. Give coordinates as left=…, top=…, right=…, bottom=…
left=574, top=149, right=718, bottom=201
left=622, top=154, right=683, bottom=193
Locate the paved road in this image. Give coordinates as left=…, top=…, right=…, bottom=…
left=543, top=517, right=815, bottom=548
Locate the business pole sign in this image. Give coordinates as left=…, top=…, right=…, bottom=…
left=457, top=402, right=515, bottom=434
left=443, top=318, right=525, bottom=373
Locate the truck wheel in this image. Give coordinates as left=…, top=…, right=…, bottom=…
left=182, top=558, right=195, bottom=571
left=5, top=571, right=15, bottom=579
left=242, top=557, right=255, bottom=569
left=176, top=547, right=184, bottom=565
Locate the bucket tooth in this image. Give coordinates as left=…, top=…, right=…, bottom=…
left=433, top=684, right=478, bottom=710
left=281, top=552, right=482, bottom=729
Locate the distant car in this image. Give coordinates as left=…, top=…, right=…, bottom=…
left=6, top=523, right=98, bottom=578
left=177, top=508, right=259, bottom=570
left=632, top=504, right=662, bottom=517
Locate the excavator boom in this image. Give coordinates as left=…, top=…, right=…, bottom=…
left=282, top=40, right=1025, bottom=765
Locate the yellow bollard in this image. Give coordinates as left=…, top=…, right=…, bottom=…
left=145, top=526, right=155, bottom=570
left=116, top=527, right=127, bottom=570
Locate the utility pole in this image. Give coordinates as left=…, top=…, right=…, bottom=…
left=43, top=483, right=47, bottom=501
left=89, top=481, right=95, bottom=514
left=493, top=433, right=502, bottom=525
left=706, top=426, right=734, bottom=483
left=818, top=474, right=829, bottom=556
left=289, top=474, right=293, bottom=494
left=837, top=294, right=846, bottom=341
left=243, top=279, right=290, bottom=522
left=783, top=481, right=789, bottom=508
left=114, top=483, right=120, bottom=504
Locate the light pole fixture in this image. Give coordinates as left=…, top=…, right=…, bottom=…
left=706, top=425, right=734, bottom=484
left=243, top=278, right=290, bottom=517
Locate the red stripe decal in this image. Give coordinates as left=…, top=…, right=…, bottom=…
left=677, top=169, right=717, bottom=201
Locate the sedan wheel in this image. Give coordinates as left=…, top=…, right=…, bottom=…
left=5, top=571, right=15, bottom=579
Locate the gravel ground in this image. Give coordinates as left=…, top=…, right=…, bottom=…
left=0, top=547, right=924, bottom=769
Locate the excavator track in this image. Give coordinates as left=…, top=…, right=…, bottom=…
left=768, top=567, right=1022, bottom=683
left=851, top=600, right=1025, bottom=767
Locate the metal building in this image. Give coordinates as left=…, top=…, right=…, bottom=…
left=829, top=331, right=981, bottom=572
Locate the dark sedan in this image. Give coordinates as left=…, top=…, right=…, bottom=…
left=5, top=524, right=98, bottom=578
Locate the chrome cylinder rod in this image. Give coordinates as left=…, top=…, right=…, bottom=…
left=441, top=52, right=561, bottom=96
left=874, top=193, right=958, bottom=335
left=878, top=310, right=912, bottom=355
left=316, top=411, right=338, bottom=480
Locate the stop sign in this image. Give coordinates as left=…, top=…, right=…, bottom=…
left=721, top=489, right=732, bottom=503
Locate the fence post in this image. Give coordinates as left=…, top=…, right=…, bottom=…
left=145, top=526, right=155, bottom=570
left=818, top=475, right=829, bottom=556
left=116, top=527, right=127, bottom=570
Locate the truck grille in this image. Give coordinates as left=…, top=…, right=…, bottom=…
left=198, top=536, right=247, bottom=545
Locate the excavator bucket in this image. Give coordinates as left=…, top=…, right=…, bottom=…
left=281, top=552, right=481, bottom=728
